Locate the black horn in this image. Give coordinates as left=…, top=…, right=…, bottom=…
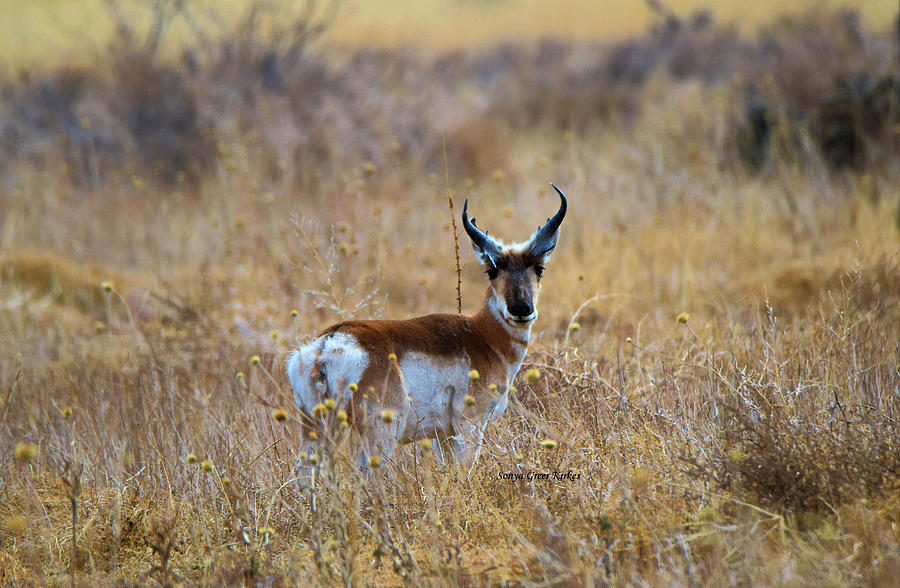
left=462, top=199, right=502, bottom=266
left=530, top=183, right=567, bottom=257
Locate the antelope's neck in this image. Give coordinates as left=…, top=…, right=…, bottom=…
left=472, top=286, right=532, bottom=375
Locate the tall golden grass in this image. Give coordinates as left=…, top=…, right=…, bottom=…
left=1, top=3, right=900, bottom=586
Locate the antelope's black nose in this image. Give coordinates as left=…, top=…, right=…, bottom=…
left=507, top=301, right=533, bottom=319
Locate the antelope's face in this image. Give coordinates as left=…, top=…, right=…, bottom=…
left=487, top=250, right=543, bottom=326
left=462, top=184, right=567, bottom=328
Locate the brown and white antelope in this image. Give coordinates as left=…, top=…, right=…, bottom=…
left=287, top=185, right=567, bottom=471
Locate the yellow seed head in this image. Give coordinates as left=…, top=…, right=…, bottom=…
left=236, top=372, right=246, bottom=385
left=509, top=385, right=517, bottom=394
left=250, top=355, right=261, bottom=367
left=299, top=452, right=308, bottom=461
left=525, top=368, right=541, bottom=384
left=677, top=312, right=690, bottom=324
left=93, top=321, right=105, bottom=334
left=489, top=384, right=498, bottom=394
left=388, top=353, right=397, bottom=362
left=14, top=442, right=37, bottom=463
left=61, top=406, right=73, bottom=419
left=222, top=476, right=233, bottom=488
left=308, top=431, right=318, bottom=440
left=348, top=383, right=358, bottom=392
left=368, top=455, right=381, bottom=468
left=312, top=403, right=328, bottom=418
left=336, top=410, right=348, bottom=422
left=363, top=162, right=376, bottom=175
left=540, top=439, right=558, bottom=450
left=309, top=454, right=319, bottom=465
left=291, top=309, right=299, bottom=318
left=324, top=398, right=337, bottom=410
left=380, top=409, right=395, bottom=423
left=200, top=460, right=214, bottom=473
left=101, top=281, right=114, bottom=293
left=270, top=330, right=279, bottom=340
left=464, top=395, right=476, bottom=407
left=569, top=322, right=581, bottom=331
left=186, top=453, right=198, bottom=465
left=625, top=337, right=633, bottom=344
left=468, top=369, right=480, bottom=381
left=273, top=408, right=288, bottom=423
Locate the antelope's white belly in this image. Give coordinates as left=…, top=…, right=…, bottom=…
left=399, top=352, right=470, bottom=442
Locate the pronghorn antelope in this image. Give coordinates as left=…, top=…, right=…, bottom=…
left=287, top=185, right=567, bottom=470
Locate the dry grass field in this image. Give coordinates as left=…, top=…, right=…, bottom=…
left=2, top=1, right=900, bottom=586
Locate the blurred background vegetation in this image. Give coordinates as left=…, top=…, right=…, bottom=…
left=1, top=0, right=899, bottom=194
left=2, top=0, right=895, bottom=66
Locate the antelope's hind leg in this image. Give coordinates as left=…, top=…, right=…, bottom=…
left=287, top=331, right=369, bottom=483
left=350, top=358, right=410, bottom=473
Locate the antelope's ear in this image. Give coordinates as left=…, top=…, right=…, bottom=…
left=528, top=183, right=567, bottom=261
left=461, top=199, right=502, bottom=267
left=527, top=229, right=560, bottom=263
left=470, top=235, right=501, bottom=268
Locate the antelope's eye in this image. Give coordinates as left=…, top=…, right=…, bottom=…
left=534, top=265, right=545, bottom=278
left=486, top=267, right=499, bottom=280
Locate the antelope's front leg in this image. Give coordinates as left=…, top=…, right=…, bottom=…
left=432, top=432, right=467, bottom=465
left=352, top=362, right=410, bottom=472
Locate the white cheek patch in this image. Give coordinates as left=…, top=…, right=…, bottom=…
left=287, top=332, right=369, bottom=415
left=488, top=288, right=507, bottom=318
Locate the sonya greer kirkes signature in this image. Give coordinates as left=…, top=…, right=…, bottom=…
left=497, top=470, right=582, bottom=482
